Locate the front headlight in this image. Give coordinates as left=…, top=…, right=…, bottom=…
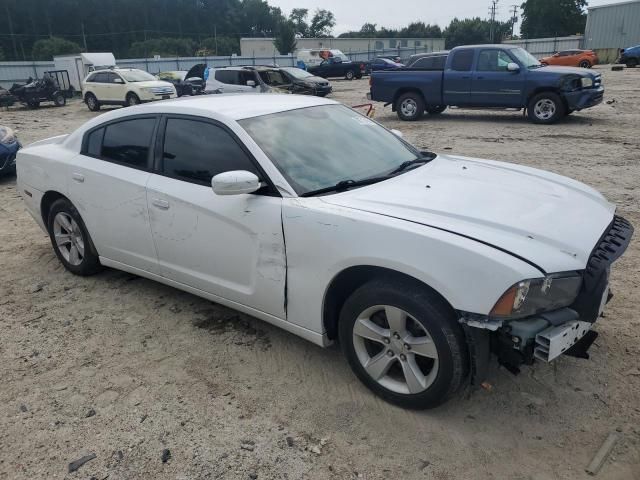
left=490, top=273, right=582, bottom=319
left=0, top=126, right=16, bottom=145
left=581, top=77, right=593, bottom=88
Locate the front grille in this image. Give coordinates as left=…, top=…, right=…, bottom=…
left=150, top=87, right=174, bottom=95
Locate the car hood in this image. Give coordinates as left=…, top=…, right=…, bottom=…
left=297, top=76, right=329, bottom=85
left=321, top=154, right=615, bottom=273
left=535, top=65, right=598, bottom=78
left=132, top=80, right=174, bottom=89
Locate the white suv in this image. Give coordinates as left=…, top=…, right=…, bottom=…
left=82, top=68, right=176, bottom=111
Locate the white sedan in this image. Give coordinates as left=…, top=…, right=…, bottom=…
left=17, top=94, right=633, bottom=408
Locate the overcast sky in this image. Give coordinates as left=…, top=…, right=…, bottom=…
left=268, top=0, right=625, bottom=35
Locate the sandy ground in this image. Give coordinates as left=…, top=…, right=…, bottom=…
left=0, top=67, right=639, bottom=480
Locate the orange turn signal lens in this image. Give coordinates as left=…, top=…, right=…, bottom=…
left=490, top=286, right=518, bottom=316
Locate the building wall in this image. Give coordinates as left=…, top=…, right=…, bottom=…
left=240, top=37, right=445, bottom=57
left=503, top=36, right=584, bottom=57
left=584, top=0, right=640, bottom=50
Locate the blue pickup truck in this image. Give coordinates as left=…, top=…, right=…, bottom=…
left=369, top=44, right=604, bottom=124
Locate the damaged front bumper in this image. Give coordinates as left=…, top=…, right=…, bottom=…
left=461, top=215, right=633, bottom=379
left=565, top=85, right=604, bottom=111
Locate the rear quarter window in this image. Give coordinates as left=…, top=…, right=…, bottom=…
left=450, top=50, right=474, bottom=71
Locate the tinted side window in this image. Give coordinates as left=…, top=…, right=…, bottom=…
left=215, top=70, right=238, bottom=85
left=450, top=49, right=474, bottom=71
left=86, top=127, right=104, bottom=156
left=477, top=50, right=513, bottom=71
left=86, top=73, right=98, bottom=83
left=101, top=118, right=156, bottom=168
left=162, top=118, right=259, bottom=185
left=93, top=72, right=109, bottom=83
left=238, top=71, right=256, bottom=85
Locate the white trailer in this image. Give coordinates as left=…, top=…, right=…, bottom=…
left=53, top=53, right=116, bottom=92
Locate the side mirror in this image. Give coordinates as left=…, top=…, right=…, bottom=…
left=553, top=53, right=560, bottom=57
left=212, top=170, right=261, bottom=196
left=246, top=80, right=256, bottom=87
left=391, top=129, right=404, bottom=138
left=507, top=62, right=520, bottom=72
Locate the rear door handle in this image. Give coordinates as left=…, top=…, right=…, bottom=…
left=71, top=173, right=85, bottom=183
left=152, top=198, right=170, bottom=210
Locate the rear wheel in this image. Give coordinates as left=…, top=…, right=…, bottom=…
left=627, top=58, right=638, bottom=68
left=396, top=92, right=425, bottom=121
left=579, top=60, right=591, bottom=68
left=27, top=100, right=40, bottom=109
left=339, top=279, right=468, bottom=409
left=527, top=92, right=565, bottom=124
left=345, top=70, right=355, bottom=80
left=47, top=199, right=102, bottom=276
left=426, top=105, right=447, bottom=115
left=85, top=93, right=100, bottom=111
left=53, top=92, right=66, bottom=107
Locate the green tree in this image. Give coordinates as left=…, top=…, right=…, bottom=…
left=289, top=8, right=309, bottom=36
left=359, top=23, right=378, bottom=36
left=273, top=21, right=297, bottom=54
left=31, top=36, right=81, bottom=60
left=400, top=22, right=442, bottom=38
left=309, top=9, right=335, bottom=37
left=444, top=17, right=511, bottom=48
left=128, top=37, right=196, bottom=57
left=200, top=36, right=240, bottom=56
left=520, top=0, right=586, bottom=38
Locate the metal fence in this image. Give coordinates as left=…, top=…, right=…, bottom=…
left=0, top=47, right=431, bottom=89
left=503, top=36, right=584, bottom=58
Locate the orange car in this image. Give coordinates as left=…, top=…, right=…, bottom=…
left=539, top=49, right=598, bottom=68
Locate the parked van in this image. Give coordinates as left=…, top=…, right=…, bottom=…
left=296, top=49, right=347, bottom=68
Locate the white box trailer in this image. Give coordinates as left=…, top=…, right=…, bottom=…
left=53, top=53, right=116, bottom=92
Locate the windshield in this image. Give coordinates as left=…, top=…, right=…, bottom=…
left=258, top=70, right=289, bottom=86
left=239, top=105, right=420, bottom=195
left=510, top=48, right=541, bottom=68
left=282, top=67, right=314, bottom=79
left=120, top=70, right=157, bottom=82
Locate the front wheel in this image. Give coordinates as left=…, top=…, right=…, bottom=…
left=47, top=199, right=102, bottom=276
left=396, top=92, right=425, bottom=121
left=27, top=100, right=40, bottom=109
left=579, top=60, right=591, bottom=68
left=527, top=92, right=565, bottom=124
left=53, top=92, right=66, bottom=107
left=126, top=92, right=141, bottom=106
left=339, top=279, right=468, bottom=409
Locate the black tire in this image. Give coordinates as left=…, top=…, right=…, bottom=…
left=47, top=198, right=102, bottom=276
left=627, top=58, right=638, bottom=68
left=395, top=92, right=425, bottom=121
left=527, top=91, right=566, bottom=124
left=345, top=70, right=355, bottom=81
left=566, top=109, right=574, bottom=115
left=339, top=278, right=468, bottom=409
left=355, top=73, right=363, bottom=79
left=579, top=60, right=591, bottom=68
left=426, top=105, right=447, bottom=115
left=85, top=93, right=100, bottom=111
left=53, top=92, right=66, bottom=107
left=27, top=101, right=40, bottom=109
left=126, top=92, right=141, bottom=106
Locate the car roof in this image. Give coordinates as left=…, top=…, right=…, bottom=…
left=136, top=93, right=338, bottom=120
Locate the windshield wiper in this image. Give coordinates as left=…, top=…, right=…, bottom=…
left=388, top=152, right=436, bottom=175
left=300, top=176, right=392, bottom=197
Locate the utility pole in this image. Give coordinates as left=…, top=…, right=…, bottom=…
left=4, top=1, right=19, bottom=60
left=510, top=5, right=519, bottom=39
left=81, top=21, right=88, bottom=52
left=214, top=24, right=218, bottom=55
left=488, top=0, right=499, bottom=43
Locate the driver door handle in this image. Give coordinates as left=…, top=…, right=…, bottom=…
left=71, top=173, right=85, bottom=183
left=152, top=198, right=170, bottom=210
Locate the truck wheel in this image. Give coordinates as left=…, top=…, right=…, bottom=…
left=53, top=93, right=66, bottom=107
left=345, top=70, right=355, bottom=80
left=396, top=93, right=425, bottom=121
left=627, top=58, right=638, bottom=68
left=579, top=60, right=591, bottom=68
left=426, top=105, right=447, bottom=115
left=527, top=92, right=565, bottom=124
left=27, top=101, right=40, bottom=109
left=85, top=93, right=100, bottom=111
left=339, top=278, right=468, bottom=409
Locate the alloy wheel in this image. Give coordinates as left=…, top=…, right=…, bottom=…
left=352, top=305, right=439, bottom=395
left=53, top=212, right=85, bottom=266
left=533, top=98, right=556, bottom=121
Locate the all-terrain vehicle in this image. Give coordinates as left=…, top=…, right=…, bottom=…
left=9, top=70, right=73, bottom=109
